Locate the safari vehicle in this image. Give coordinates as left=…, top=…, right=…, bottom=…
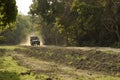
left=30, top=36, right=40, bottom=46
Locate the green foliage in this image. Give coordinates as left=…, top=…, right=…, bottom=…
left=0, top=56, right=36, bottom=80
left=0, top=36, right=6, bottom=43
left=66, top=1, right=103, bottom=45
left=112, top=42, right=120, bottom=48
left=102, top=0, right=120, bottom=43
left=30, top=0, right=64, bottom=23
left=29, top=0, right=66, bottom=45
left=0, top=0, right=18, bottom=33
left=29, top=0, right=120, bottom=47
left=0, top=15, right=32, bottom=44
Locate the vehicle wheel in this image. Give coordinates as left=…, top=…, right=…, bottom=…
left=31, top=44, right=34, bottom=46
left=37, top=43, right=40, bottom=46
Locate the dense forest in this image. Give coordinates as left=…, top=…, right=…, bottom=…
left=29, top=0, right=120, bottom=47
left=0, top=0, right=17, bottom=44
left=0, top=15, right=32, bottom=44
left=0, top=0, right=120, bottom=47
left=0, top=0, right=32, bottom=44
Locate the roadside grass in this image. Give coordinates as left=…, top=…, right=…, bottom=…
left=0, top=45, right=25, bottom=50
left=12, top=49, right=120, bottom=80
left=0, top=46, right=120, bottom=80
left=0, top=54, right=36, bottom=80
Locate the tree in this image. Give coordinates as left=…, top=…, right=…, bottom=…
left=29, top=0, right=120, bottom=47
left=103, top=0, right=120, bottom=42
left=0, top=0, right=18, bottom=33
left=29, top=0, right=65, bottom=45
left=1, top=15, right=32, bottom=44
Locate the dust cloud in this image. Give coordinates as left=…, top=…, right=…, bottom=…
left=19, top=33, right=44, bottom=46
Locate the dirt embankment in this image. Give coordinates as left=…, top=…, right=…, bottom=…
left=14, top=46, right=120, bottom=76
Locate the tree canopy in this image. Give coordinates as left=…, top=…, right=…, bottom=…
left=29, top=0, right=120, bottom=47
left=0, top=0, right=18, bottom=33
left=0, top=14, right=32, bottom=44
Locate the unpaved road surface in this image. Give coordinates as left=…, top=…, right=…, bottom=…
left=41, top=45, right=120, bottom=52
left=0, top=45, right=120, bottom=80
left=10, top=53, right=106, bottom=80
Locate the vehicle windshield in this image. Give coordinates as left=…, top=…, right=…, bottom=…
left=30, top=37, right=39, bottom=40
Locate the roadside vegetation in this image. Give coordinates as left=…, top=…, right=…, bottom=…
left=29, top=0, right=120, bottom=47
left=0, top=49, right=35, bottom=80
left=0, top=46, right=120, bottom=80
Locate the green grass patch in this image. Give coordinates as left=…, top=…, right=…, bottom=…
left=0, top=55, right=36, bottom=80
left=95, top=76, right=120, bottom=80
left=0, top=46, right=25, bottom=50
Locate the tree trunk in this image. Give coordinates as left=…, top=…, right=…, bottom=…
left=115, top=25, right=120, bottom=42
left=65, top=31, right=68, bottom=46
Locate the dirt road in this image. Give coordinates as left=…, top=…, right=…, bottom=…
left=11, top=51, right=111, bottom=80
left=40, top=45, right=120, bottom=53
left=0, top=45, right=120, bottom=80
